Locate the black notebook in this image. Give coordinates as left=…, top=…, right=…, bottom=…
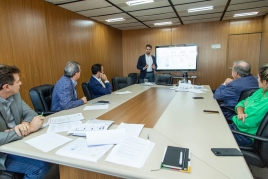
left=97, top=100, right=110, bottom=104
left=162, top=146, right=190, bottom=170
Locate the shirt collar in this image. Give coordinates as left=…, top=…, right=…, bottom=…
left=93, top=75, right=101, bottom=82
left=71, top=78, right=77, bottom=87
left=0, top=96, right=14, bottom=106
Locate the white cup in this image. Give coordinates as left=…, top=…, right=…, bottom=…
left=144, top=79, right=148, bottom=83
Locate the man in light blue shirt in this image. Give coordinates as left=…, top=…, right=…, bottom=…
left=51, top=61, right=87, bottom=111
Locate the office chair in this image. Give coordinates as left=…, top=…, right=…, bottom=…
left=231, top=112, right=268, bottom=168
left=112, top=77, right=132, bottom=91
left=81, top=81, right=93, bottom=101
left=29, top=84, right=55, bottom=116
left=128, top=73, right=139, bottom=84
left=154, top=74, right=173, bottom=85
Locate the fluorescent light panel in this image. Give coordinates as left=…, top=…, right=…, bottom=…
left=126, top=0, right=154, bottom=6
left=233, top=12, right=258, bottom=17
left=154, top=22, right=172, bottom=26
left=188, top=6, right=213, bottom=12
left=105, top=18, right=125, bottom=22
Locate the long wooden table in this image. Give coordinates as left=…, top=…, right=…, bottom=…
left=0, top=85, right=253, bottom=179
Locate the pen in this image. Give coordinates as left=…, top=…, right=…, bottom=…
left=147, top=130, right=150, bottom=139
left=40, top=112, right=44, bottom=117
left=179, top=151, right=183, bottom=165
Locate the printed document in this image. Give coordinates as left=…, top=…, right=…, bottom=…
left=50, top=113, right=84, bottom=124
left=56, top=138, right=113, bottom=163
left=105, top=136, right=155, bottom=168
left=24, top=133, right=72, bottom=152
left=114, top=91, right=132, bottom=95
left=83, top=104, right=109, bottom=110
left=86, top=129, right=128, bottom=146
left=116, top=122, right=144, bottom=137
left=68, top=119, right=114, bottom=136
left=47, top=121, right=82, bottom=133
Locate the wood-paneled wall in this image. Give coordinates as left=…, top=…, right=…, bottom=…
left=260, top=14, right=268, bottom=66
left=0, top=0, right=122, bottom=106
left=122, top=16, right=264, bottom=90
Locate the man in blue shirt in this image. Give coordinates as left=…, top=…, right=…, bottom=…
left=214, top=61, right=258, bottom=121
left=88, top=64, right=111, bottom=98
left=51, top=61, right=87, bottom=111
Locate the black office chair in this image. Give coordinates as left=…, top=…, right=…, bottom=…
left=232, top=112, right=268, bottom=168
left=154, top=74, right=173, bottom=85
left=29, top=84, right=55, bottom=116
left=112, top=77, right=132, bottom=91
left=81, top=80, right=93, bottom=101
left=128, top=73, right=139, bottom=84
left=0, top=171, right=24, bottom=179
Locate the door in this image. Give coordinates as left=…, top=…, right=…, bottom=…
left=227, top=33, right=261, bottom=77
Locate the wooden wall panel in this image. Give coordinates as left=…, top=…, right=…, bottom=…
left=229, top=16, right=263, bottom=34
left=0, top=0, right=51, bottom=105
left=260, top=14, right=268, bottom=66
left=122, top=28, right=171, bottom=76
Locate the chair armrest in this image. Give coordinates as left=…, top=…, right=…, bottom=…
left=36, top=111, right=55, bottom=116
left=221, top=106, right=235, bottom=112
left=231, top=130, right=268, bottom=142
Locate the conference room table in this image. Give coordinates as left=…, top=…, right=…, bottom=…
left=0, top=84, right=253, bottom=179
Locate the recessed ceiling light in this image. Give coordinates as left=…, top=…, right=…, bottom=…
left=233, top=12, right=258, bottom=17
left=188, top=6, right=213, bottom=12
left=154, top=22, right=172, bottom=26
left=126, top=0, right=154, bottom=6
left=105, top=18, right=125, bottom=22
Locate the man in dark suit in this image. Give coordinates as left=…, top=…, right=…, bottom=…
left=51, top=61, right=87, bottom=111
left=88, top=64, right=111, bottom=98
left=137, top=44, right=158, bottom=83
left=0, top=64, right=49, bottom=178
left=214, top=60, right=259, bottom=121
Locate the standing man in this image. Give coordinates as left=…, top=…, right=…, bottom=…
left=214, top=60, right=258, bottom=121
left=51, top=61, right=87, bottom=111
left=88, top=64, right=112, bottom=98
left=137, top=44, right=157, bottom=83
left=0, top=64, right=49, bottom=178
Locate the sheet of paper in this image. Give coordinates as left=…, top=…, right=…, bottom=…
left=24, top=133, right=73, bottom=152
left=86, top=129, right=128, bottom=145
left=68, top=119, right=114, bottom=136
left=141, top=82, right=154, bottom=86
left=116, top=122, right=144, bottom=137
left=114, top=91, right=132, bottom=95
left=56, top=138, right=113, bottom=163
left=49, top=113, right=84, bottom=124
left=105, top=136, right=155, bottom=168
left=47, top=121, right=82, bottom=133
left=83, top=104, right=109, bottom=110
left=188, top=89, right=206, bottom=94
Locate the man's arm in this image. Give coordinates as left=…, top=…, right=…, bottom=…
left=91, top=81, right=111, bottom=95
left=213, top=84, right=237, bottom=102
left=58, top=82, right=84, bottom=110
left=137, top=56, right=145, bottom=71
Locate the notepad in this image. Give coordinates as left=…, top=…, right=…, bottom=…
left=162, top=146, right=190, bottom=171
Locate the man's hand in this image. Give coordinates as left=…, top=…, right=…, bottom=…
left=13, top=123, right=30, bottom=137
left=144, top=64, right=148, bottom=70
left=224, top=78, right=233, bottom=85
left=28, top=116, right=44, bottom=133
left=81, top=96, right=87, bottom=104
left=101, top=74, right=108, bottom=81
left=152, top=64, right=156, bottom=69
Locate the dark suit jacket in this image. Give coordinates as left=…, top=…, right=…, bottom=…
left=88, top=76, right=112, bottom=98
left=213, top=75, right=259, bottom=120
left=0, top=93, right=37, bottom=170
left=136, top=54, right=157, bottom=79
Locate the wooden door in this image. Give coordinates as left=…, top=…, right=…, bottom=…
left=227, top=33, right=261, bottom=77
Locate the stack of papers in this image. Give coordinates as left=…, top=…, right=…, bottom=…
left=83, top=104, right=109, bottom=110
left=114, top=91, right=132, bottom=95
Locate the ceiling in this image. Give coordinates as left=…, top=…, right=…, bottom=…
left=45, top=0, right=268, bottom=30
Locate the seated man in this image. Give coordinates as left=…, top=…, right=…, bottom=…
left=213, top=60, right=258, bottom=121
left=88, top=64, right=111, bottom=98
left=229, top=64, right=268, bottom=146
left=51, top=61, right=87, bottom=111
left=0, top=64, right=49, bottom=178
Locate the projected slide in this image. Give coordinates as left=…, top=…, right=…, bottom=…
left=156, top=45, right=198, bottom=71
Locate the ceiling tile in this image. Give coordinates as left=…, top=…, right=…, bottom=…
left=129, top=7, right=174, bottom=16
left=77, top=6, right=122, bottom=17
left=59, top=0, right=111, bottom=11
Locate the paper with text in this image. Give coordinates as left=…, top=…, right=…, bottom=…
left=116, top=123, right=144, bottom=137
left=47, top=121, right=82, bottom=133
left=105, top=136, right=155, bottom=168
left=49, top=113, right=84, bottom=124
left=86, top=129, right=128, bottom=145
left=24, top=133, right=72, bottom=152
left=83, top=104, right=109, bottom=110
left=56, top=138, right=113, bottom=163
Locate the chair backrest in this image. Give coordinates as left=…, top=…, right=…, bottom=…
left=154, top=74, right=173, bottom=85
left=81, top=81, right=93, bottom=101
left=128, top=73, right=139, bottom=84
left=29, top=84, right=54, bottom=114
left=112, top=77, right=132, bottom=91
left=239, top=88, right=258, bottom=101
left=253, top=112, right=268, bottom=167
